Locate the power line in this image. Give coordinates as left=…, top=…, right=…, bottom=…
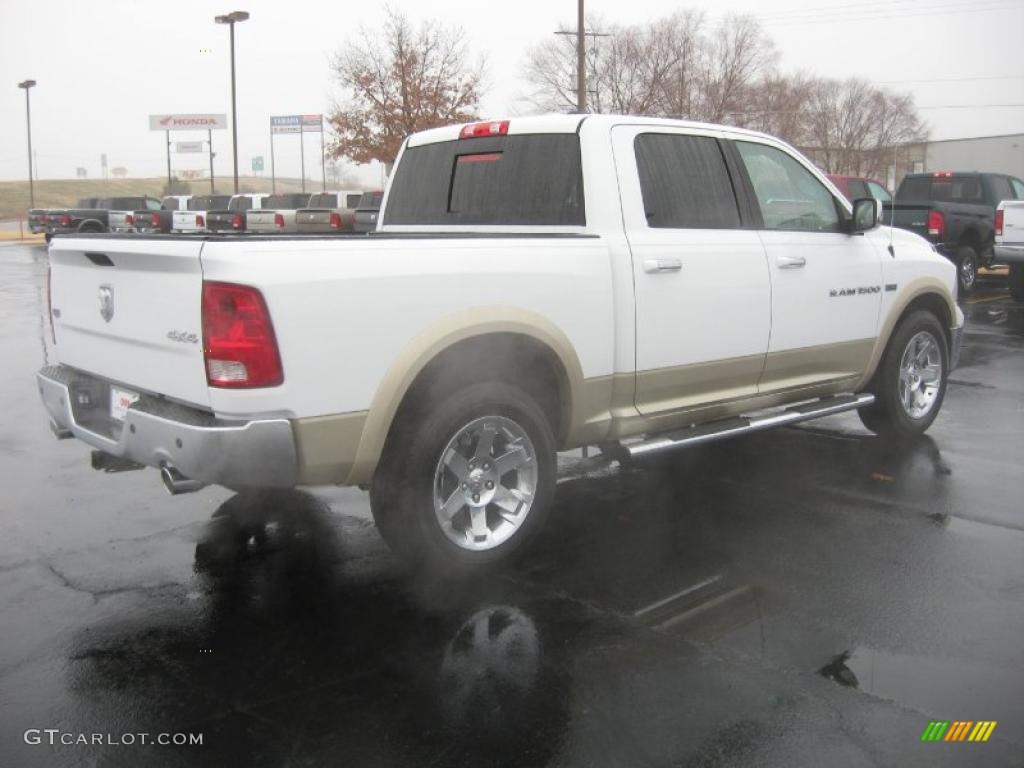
left=878, top=75, right=1024, bottom=84
left=761, top=0, right=1022, bottom=27
left=917, top=103, right=1024, bottom=109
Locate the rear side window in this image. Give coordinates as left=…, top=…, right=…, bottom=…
left=161, top=197, right=182, bottom=211
left=989, top=176, right=1013, bottom=205
left=845, top=179, right=869, bottom=201
left=229, top=197, right=252, bottom=211
left=634, top=134, right=740, bottom=229
left=384, top=134, right=585, bottom=226
left=897, top=177, right=930, bottom=202
left=1012, top=178, right=1024, bottom=198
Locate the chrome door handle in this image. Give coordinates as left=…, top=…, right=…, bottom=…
left=776, top=255, right=807, bottom=269
left=643, top=258, right=683, bottom=273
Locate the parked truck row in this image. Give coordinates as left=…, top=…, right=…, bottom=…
left=29, top=190, right=384, bottom=240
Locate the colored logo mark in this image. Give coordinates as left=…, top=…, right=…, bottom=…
left=921, top=721, right=997, bottom=742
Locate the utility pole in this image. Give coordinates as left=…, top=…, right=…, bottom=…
left=17, top=80, right=36, bottom=208
left=215, top=11, right=249, bottom=193
left=576, top=0, right=585, bottom=113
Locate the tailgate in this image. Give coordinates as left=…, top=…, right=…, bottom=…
left=1000, top=201, right=1024, bottom=243
left=888, top=205, right=932, bottom=239
left=49, top=237, right=210, bottom=408
left=246, top=212, right=275, bottom=230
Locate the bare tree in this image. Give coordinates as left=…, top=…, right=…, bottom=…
left=698, top=15, right=778, bottom=123
left=327, top=7, right=484, bottom=166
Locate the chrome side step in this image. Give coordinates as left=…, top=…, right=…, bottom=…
left=623, top=393, right=875, bottom=459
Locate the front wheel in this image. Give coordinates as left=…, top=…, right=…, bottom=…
left=370, top=382, right=556, bottom=571
left=1009, top=263, right=1024, bottom=302
left=955, top=245, right=978, bottom=294
left=859, top=310, right=948, bottom=439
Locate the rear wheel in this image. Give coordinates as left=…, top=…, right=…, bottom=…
left=858, top=310, right=948, bottom=439
left=1009, top=263, right=1024, bottom=302
left=78, top=221, right=105, bottom=234
left=370, top=381, right=556, bottom=571
left=955, top=245, right=977, bottom=294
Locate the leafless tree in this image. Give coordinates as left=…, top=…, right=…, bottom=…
left=327, top=7, right=485, bottom=166
left=697, top=14, right=778, bottom=123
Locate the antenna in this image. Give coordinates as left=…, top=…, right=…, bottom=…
left=888, top=144, right=897, bottom=258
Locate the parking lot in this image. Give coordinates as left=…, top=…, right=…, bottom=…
left=1, top=240, right=1022, bottom=766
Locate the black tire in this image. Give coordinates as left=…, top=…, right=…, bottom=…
left=955, top=245, right=977, bottom=294
left=858, top=310, right=949, bottom=439
left=1009, top=263, right=1024, bottom=302
left=370, top=382, right=557, bottom=571
left=78, top=221, right=105, bottom=234
left=44, top=234, right=52, bottom=244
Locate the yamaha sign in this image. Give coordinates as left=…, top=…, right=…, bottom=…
left=149, top=114, right=227, bottom=131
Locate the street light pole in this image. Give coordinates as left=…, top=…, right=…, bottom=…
left=215, top=11, right=249, bottom=193
left=17, top=79, right=37, bottom=209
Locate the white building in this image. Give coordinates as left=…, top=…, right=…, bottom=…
left=919, top=133, right=1024, bottom=179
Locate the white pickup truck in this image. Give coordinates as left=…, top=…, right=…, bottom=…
left=171, top=195, right=233, bottom=234
left=38, top=114, right=963, bottom=570
left=245, top=193, right=313, bottom=234
left=995, top=199, right=1024, bottom=301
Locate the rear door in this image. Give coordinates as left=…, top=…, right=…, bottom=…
left=49, top=237, right=210, bottom=408
left=731, top=139, right=883, bottom=392
left=612, top=126, right=771, bottom=414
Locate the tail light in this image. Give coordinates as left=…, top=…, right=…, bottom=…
left=196, top=214, right=205, bottom=228
left=274, top=213, right=285, bottom=228
left=125, top=214, right=134, bottom=226
left=459, top=120, right=510, bottom=139
left=39, top=213, right=48, bottom=223
left=231, top=213, right=243, bottom=229
left=150, top=213, right=161, bottom=228
left=927, top=210, right=945, bottom=239
left=329, top=212, right=342, bottom=229
left=995, top=209, right=1004, bottom=237
left=59, top=214, right=71, bottom=227
left=201, top=281, right=283, bottom=388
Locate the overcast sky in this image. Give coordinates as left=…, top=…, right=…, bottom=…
left=1, top=0, right=1022, bottom=187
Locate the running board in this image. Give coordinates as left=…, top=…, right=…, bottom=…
left=623, top=393, right=875, bottom=459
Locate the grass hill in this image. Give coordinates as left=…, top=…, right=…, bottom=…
left=0, top=177, right=312, bottom=220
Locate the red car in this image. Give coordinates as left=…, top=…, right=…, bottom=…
left=828, top=175, right=892, bottom=205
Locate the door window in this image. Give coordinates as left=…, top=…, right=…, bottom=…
left=736, top=142, right=840, bottom=232
left=634, top=134, right=741, bottom=229
left=866, top=181, right=892, bottom=204
left=989, top=176, right=1013, bottom=205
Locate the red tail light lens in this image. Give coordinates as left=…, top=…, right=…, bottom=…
left=995, top=209, right=1004, bottom=237
left=125, top=214, right=134, bottom=226
left=459, top=120, right=509, bottom=139
left=201, top=281, right=283, bottom=388
left=196, top=214, right=205, bottom=228
left=59, top=215, right=71, bottom=227
left=150, top=213, right=161, bottom=228
left=274, top=213, right=285, bottom=228
left=329, top=212, right=341, bottom=229
left=927, top=210, right=945, bottom=239
left=231, top=213, right=243, bottom=229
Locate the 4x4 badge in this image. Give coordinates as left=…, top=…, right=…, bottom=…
left=98, top=284, right=114, bottom=322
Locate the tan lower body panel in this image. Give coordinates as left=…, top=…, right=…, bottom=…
left=293, top=411, right=368, bottom=486
left=299, top=341, right=872, bottom=486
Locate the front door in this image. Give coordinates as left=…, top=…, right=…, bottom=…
left=731, top=139, right=884, bottom=392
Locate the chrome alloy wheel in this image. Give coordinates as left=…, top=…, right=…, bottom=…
left=898, top=330, right=943, bottom=419
left=960, top=254, right=976, bottom=290
left=433, top=416, right=538, bottom=552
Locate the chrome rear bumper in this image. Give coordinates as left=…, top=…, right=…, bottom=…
left=37, top=366, right=298, bottom=489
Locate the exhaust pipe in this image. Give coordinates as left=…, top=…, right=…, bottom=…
left=160, top=464, right=206, bottom=495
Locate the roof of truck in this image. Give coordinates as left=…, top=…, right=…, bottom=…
left=407, top=113, right=781, bottom=148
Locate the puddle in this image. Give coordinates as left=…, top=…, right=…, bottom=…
left=819, top=646, right=1024, bottom=721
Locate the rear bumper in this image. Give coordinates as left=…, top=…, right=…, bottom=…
left=37, top=365, right=298, bottom=488
left=994, top=244, right=1024, bottom=263
left=950, top=324, right=963, bottom=370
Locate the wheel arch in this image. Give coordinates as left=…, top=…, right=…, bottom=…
left=344, top=308, right=586, bottom=485
left=857, top=280, right=957, bottom=391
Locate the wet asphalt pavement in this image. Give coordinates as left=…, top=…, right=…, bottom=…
left=1, top=242, right=1022, bottom=767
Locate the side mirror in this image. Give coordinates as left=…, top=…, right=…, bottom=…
left=850, top=198, right=878, bottom=233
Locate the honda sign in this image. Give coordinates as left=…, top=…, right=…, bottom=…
left=149, top=114, right=227, bottom=131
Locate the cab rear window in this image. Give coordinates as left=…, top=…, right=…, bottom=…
left=384, top=134, right=585, bottom=226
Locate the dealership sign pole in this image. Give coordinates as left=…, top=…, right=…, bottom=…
left=150, top=114, right=226, bottom=191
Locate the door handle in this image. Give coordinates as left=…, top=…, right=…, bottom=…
left=776, top=255, right=807, bottom=269
left=643, top=258, right=683, bottom=273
